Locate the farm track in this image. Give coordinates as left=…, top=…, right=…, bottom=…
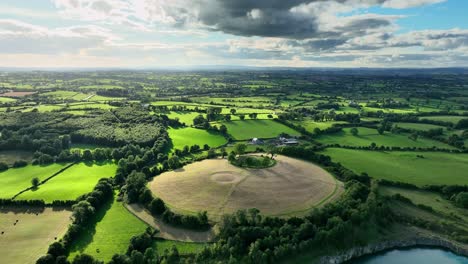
left=124, top=203, right=215, bottom=242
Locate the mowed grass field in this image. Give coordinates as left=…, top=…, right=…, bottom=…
left=218, top=120, right=301, bottom=140
left=152, top=239, right=207, bottom=255
left=0, top=208, right=71, bottom=264
left=149, top=156, right=342, bottom=219
left=168, top=127, right=227, bottom=150
left=0, top=163, right=69, bottom=199
left=69, top=196, right=148, bottom=262
left=322, top=148, right=468, bottom=186
left=17, top=162, right=117, bottom=202
left=167, top=111, right=204, bottom=125
left=316, top=127, right=453, bottom=149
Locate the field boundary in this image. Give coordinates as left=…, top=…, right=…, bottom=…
left=11, top=162, right=76, bottom=200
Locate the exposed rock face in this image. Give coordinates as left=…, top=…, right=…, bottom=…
left=318, top=236, right=468, bottom=264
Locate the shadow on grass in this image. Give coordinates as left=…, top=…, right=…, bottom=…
left=68, top=197, right=114, bottom=254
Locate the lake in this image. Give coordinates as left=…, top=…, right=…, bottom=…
left=350, top=247, right=468, bottom=264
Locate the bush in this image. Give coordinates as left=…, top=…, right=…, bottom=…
left=12, top=160, right=28, bottom=168
left=0, top=162, right=8, bottom=172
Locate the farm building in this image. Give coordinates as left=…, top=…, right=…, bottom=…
left=250, top=138, right=264, bottom=145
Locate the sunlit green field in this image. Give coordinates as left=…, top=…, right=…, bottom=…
left=217, top=120, right=301, bottom=140
left=69, top=196, right=148, bottom=262
left=168, top=127, right=227, bottom=150
left=322, top=148, right=468, bottom=186
left=17, top=162, right=117, bottom=202
left=0, top=163, right=69, bottom=199
left=0, top=97, right=17, bottom=103
left=316, top=127, right=453, bottom=149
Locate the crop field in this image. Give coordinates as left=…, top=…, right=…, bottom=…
left=168, top=127, right=227, bottom=150
left=217, top=120, right=300, bottom=140
left=0, top=207, right=72, bottom=264
left=152, top=239, right=207, bottom=255
left=0, top=163, right=69, bottom=199
left=149, top=156, right=343, bottom=219
left=394, top=122, right=447, bottom=131
left=69, top=196, right=148, bottom=262
left=316, top=127, right=453, bottom=149
left=419, top=115, right=467, bottom=123
left=322, top=148, right=468, bottom=186
left=0, top=150, right=33, bottom=165
left=17, top=162, right=117, bottom=202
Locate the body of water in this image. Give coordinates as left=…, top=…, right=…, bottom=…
left=350, top=247, right=468, bottom=264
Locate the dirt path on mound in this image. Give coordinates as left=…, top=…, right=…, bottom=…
left=124, top=203, right=215, bottom=242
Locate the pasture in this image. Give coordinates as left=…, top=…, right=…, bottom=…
left=149, top=156, right=342, bottom=220
left=0, top=207, right=72, bottom=264
left=394, top=122, right=447, bottom=131
left=322, top=148, right=468, bottom=186
left=291, top=120, right=346, bottom=133
left=316, top=127, right=453, bottom=149
left=0, top=163, right=69, bottom=199
left=16, top=162, right=117, bottom=202
left=217, top=120, right=301, bottom=140
left=378, top=186, right=468, bottom=225
left=167, top=111, right=204, bottom=125
left=152, top=239, right=207, bottom=255
left=69, top=196, right=148, bottom=262
left=168, top=127, right=227, bottom=150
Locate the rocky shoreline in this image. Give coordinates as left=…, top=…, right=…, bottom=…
left=318, top=236, right=468, bottom=264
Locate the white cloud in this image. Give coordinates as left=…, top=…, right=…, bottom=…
left=0, top=19, right=116, bottom=54
left=382, top=0, right=446, bottom=9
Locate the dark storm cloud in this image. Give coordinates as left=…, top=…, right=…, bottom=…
left=193, top=0, right=393, bottom=39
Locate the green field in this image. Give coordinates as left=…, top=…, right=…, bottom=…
left=394, top=122, right=447, bottom=131
left=167, top=111, right=205, bottom=125
left=419, top=115, right=467, bottom=123
left=0, top=97, right=17, bottom=103
left=291, top=120, right=346, bottom=133
left=17, top=162, right=117, bottom=202
left=379, top=186, right=468, bottom=225
left=168, top=127, right=227, bottom=150
left=316, top=127, right=453, bottom=149
left=0, top=163, right=69, bottom=199
left=152, top=239, right=207, bottom=255
left=217, top=120, right=300, bottom=140
left=69, top=196, right=148, bottom=262
left=322, top=148, right=468, bottom=186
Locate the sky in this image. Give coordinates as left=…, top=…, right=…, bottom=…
left=0, top=0, right=467, bottom=68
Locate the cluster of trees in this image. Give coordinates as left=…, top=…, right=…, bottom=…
left=37, top=179, right=114, bottom=264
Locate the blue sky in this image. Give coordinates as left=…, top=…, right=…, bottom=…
left=0, top=0, right=466, bottom=68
